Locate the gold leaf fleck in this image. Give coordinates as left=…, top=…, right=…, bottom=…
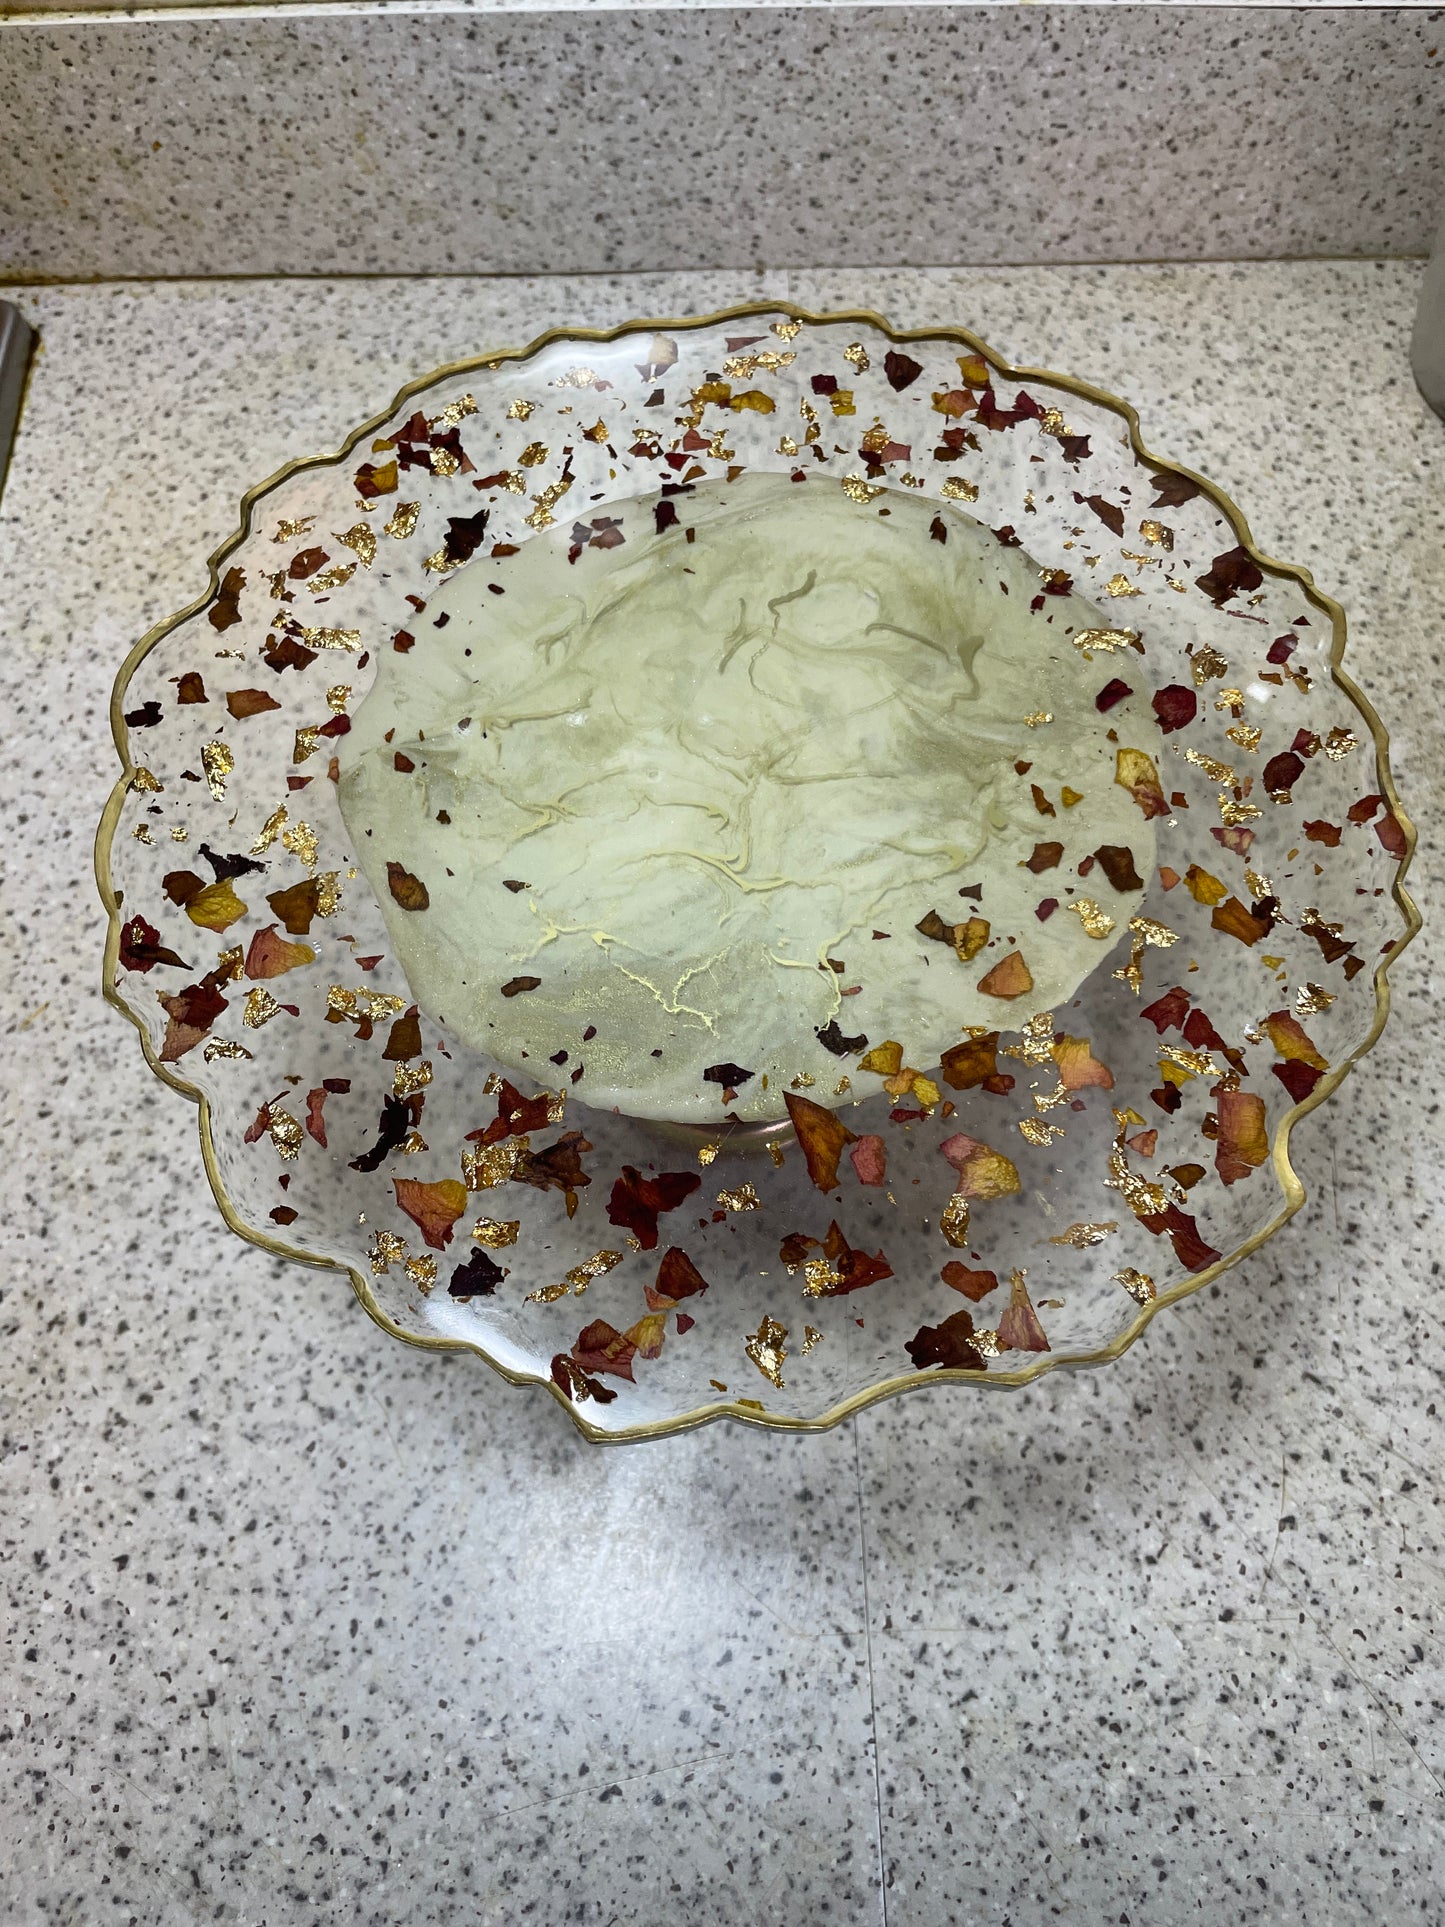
left=1105, top=575, right=1142, bottom=598
left=801, top=1325, right=824, bottom=1354
left=1296, top=982, right=1336, bottom=1017
left=298, top=625, right=361, bottom=652
left=201, top=1037, right=252, bottom=1063
left=1191, top=645, right=1230, bottom=685
left=1114, top=1267, right=1157, bottom=1305
left=841, top=475, right=884, bottom=504
left=1023, top=710, right=1053, bottom=728
left=1069, top=898, right=1116, bottom=939
left=132, top=823, right=154, bottom=845
left=745, top=1313, right=789, bottom=1388
left=940, top=476, right=979, bottom=503
left=242, top=987, right=282, bottom=1028
left=333, top=522, right=378, bottom=567
left=518, top=440, right=549, bottom=468
left=802, top=1258, right=842, bottom=1297
left=940, top=1192, right=971, bottom=1248
left=384, top=501, right=420, bottom=540
left=506, top=398, right=535, bottom=421
left=201, top=740, right=234, bottom=800
left=1018, top=1118, right=1066, bottom=1146
left=272, top=515, right=316, bottom=543
left=251, top=804, right=288, bottom=854
left=281, top=821, right=318, bottom=872
left=472, top=1217, right=520, bottom=1249
left=1072, top=628, right=1141, bottom=656
left=392, top=1060, right=433, bottom=1098
left=325, top=684, right=351, bottom=714
left=370, top=1229, right=407, bottom=1275
left=842, top=343, right=870, bottom=371
left=1139, top=519, right=1174, bottom=550
left=430, top=393, right=477, bottom=430
left=1226, top=723, right=1262, bottom=752
left=1050, top=1221, right=1118, bottom=1248
left=461, top=1135, right=529, bottom=1190
left=717, top=1183, right=761, bottom=1213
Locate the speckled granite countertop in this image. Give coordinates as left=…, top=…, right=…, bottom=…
left=1, top=261, right=1440, bottom=1925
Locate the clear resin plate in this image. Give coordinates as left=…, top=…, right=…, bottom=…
left=97, top=305, right=1418, bottom=1440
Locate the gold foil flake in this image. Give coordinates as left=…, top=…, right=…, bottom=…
left=801, top=1325, right=824, bottom=1355
left=502, top=471, right=527, bottom=495
left=201, top=740, right=234, bottom=800
left=1120, top=549, right=1159, bottom=569
left=1106, top=1146, right=1167, bottom=1220
left=802, top=1258, right=842, bottom=1297
left=132, top=823, right=155, bottom=845
left=1128, top=915, right=1180, bottom=948
left=1032, top=1079, right=1070, bottom=1114
left=1226, top=723, right=1262, bottom=753
left=506, top=398, right=535, bottom=420
left=370, top=1229, right=407, bottom=1275
left=940, top=476, right=979, bottom=503
left=325, top=684, right=351, bottom=714
left=1071, top=628, right=1141, bottom=656
left=267, top=1107, right=302, bottom=1159
left=430, top=447, right=461, bottom=478
left=1019, top=1117, right=1066, bottom=1146
left=723, top=349, right=795, bottom=378
left=1104, top=575, right=1143, bottom=598
left=971, top=1328, right=1004, bottom=1359
left=1050, top=1221, right=1119, bottom=1248
left=768, top=1142, right=786, bottom=1168
left=384, top=501, right=420, bottom=540
left=1296, top=982, right=1336, bottom=1017
left=717, top=1182, right=761, bottom=1213
left=518, top=441, right=549, bottom=468
left=1069, top=898, right=1116, bottom=939
left=333, top=522, right=378, bottom=567
left=472, top=1216, right=520, bottom=1248
left=841, top=475, right=884, bottom=504
left=940, top=1192, right=971, bottom=1248
left=563, top=1249, right=623, bottom=1294
left=833, top=1076, right=852, bottom=1097
left=901, top=474, right=925, bottom=489
left=399, top=1131, right=428, bottom=1154
left=1023, top=710, right=1053, bottom=728
left=315, top=872, right=341, bottom=917
left=695, top=1141, right=721, bottom=1168
left=201, top=1037, right=253, bottom=1063
left=1139, top=519, right=1174, bottom=550
left=1115, top=1267, right=1157, bottom=1306
left=430, top=393, right=477, bottom=430
left=744, top=1314, right=789, bottom=1388
left=281, top=821, right=318, bottom=871
left=1323, top=727, right=1359, bottom=760
left=1183, top=748, right=1236, bottom=783
left=1003, top=1010, right=1057, bottom=1065
left=1215, top=689, right=1246, bottom=713
left=169, top=825, right=189, bottom=842
left=525, top=473, right=574, bottom=530
left=1039, top=568, right=1072, bottom=594
left=298, top=625, right=361, bottom=652
left=1245, top=869, right=1275, bottom=902
left=553, top=367, right=602, bottom=389
left=525, top=1281, right=571, bottom=1305
left=293, top=727, right=320, bottom=764
left=842, top=343, right=870, bottom=371
left=1191, top=645, right=1230, bottom=685
left=1113, top=936, right=1146, bottom=994
left=404, top=1254, right=438, bottom=1293
left=392, top=1060, right=433, bottom=1097
left=272, top=515, right=316, bottom=543
left=422, top=546, right=454, bottom=575
left=243, top=987, right=282, bottom=1028
left=860, top=421, right=892, bottom=455
left=580, top=419, right=610, bottom=443
left=771, top=318, right=802, bottom=341
left=777, top=434, right=799, bottom=457
left=215, top=945, right=245, bottom=981
left=483, top=1072, right=503, bottom=1096
left=1219, top=792, right=1263, bottom=825
left=462, top=1136, right=529, bottom=1190
left=326, top=985, right=405, bottom=1021
left=251, top=804, right=288, bottom=853
left=1160, top=1043, right=1221, bottom=1078
left=1038, top=406, right=1067, bottom=437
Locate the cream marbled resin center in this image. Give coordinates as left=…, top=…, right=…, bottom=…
left=338, top=474, right=1154, bottom=1121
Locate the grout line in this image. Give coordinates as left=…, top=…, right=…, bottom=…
left=853, top=1415, right=890, bottom=1927
left=0, top=252, right=1426, bottom=293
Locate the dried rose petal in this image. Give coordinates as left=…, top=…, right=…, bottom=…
left=906, top=1309, right=985, bottom=1371
left=1215, top=1088, right=1269, bottom=1185
left=938, top=1033, right=1001, bottom=1089
left=606, top=1166, right=701, bottom=1250
left=1210, top=896, right=1268, bottom=946
left=244, top=924, right=316, bottom=980
left=571, top=1319, right=637, bottom=1383
left=1115, top=747, right=1169, bottom=820
left=1194, top=545, right=1263, bottom=607
left=393, top=1176, right=468, bottom=1251
left=449, top=1248, right=504, bottom=1300
left=977, top=951, right=1034, bottom=1000
left=784, top=1091, right=856, bottom=1193
left=119, top=913, right=188, bottom=974
left=647, top=1246, right=710, bottom=1308
left=1093, top=844, right=1143, bottom=892
left=849, top=1135, right=888, bottom=1187
left=386, top=862, right=430, bottom=912
left=997, top=1270, right=1050, bottom=1352
left=1140, top=986, right=1190, bottom=1034
left=1052, top=1034, right=1114, bottom=1092
left=940, top=1133, right=1021, bottom=1201
left=1152, top=685, right=1198, bottom=734
left=941, top=1261, right=999, bottom=1302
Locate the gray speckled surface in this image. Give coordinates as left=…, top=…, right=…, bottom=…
left=1, top=260, right=1441, bottom=1923
left=3, top=9, right=1443, bottom=280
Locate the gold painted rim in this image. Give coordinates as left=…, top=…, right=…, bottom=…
left=94, top=299, right=1421, bottom=1444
